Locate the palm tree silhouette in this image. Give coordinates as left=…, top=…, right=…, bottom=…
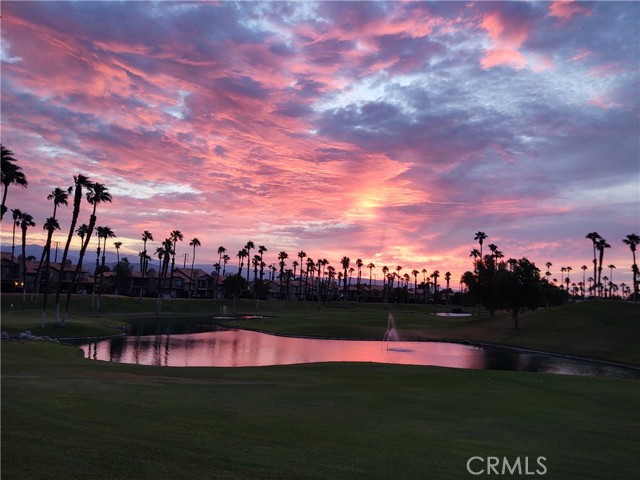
left=19, top=212, right=36, bottom=304
left=341, top=256, right=350, bottom=300
left=114, top=241, right=122, bottom=297
left=622, top=234, right=639, bottom=302
left=39, top=217, right=60, bottom=327
left=10, top=208, right=23, bottom=260
left=586, top=232, right=602, bottom=297
left=139, top=231, right=154, bottom=301
left=188, top=237, right=201, bottom=299
left=1, top=145, right=29, bottom=220
left=244, top=241, right=255, bottom=282
left=168, top=230, right=184, bottom=297
left=595, top=237, right=610, bottom=297
left=62, top=182, right=112, bottom=325
left=258, top=245, right=267, bottom=281
left=474, top=231, right=487, bottom=258
left=34, top=187, right=71, bottom=301
left=54, top=174, right=91, bottom=325
left=278, top=251, right=288, bottom=299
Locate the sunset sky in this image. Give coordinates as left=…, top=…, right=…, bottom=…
left=2, top=1, right=638, bottom=287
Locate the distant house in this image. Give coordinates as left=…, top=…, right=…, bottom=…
left=1, top=252, right=90, bottom=293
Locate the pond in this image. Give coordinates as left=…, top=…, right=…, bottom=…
left=80, top=327, right=640, bottom=379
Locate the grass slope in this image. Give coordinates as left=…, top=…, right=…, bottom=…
left=2, top=342, right=639, bottom=480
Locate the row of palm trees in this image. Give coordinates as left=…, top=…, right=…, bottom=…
left=3, top=143, right=638, bottom=324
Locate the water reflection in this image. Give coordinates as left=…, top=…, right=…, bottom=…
left=80, top=329, right=640, bottom=378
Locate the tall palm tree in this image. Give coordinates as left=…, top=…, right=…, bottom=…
left=222, top=254, right=230, bottom=275
left=244, top=241, right=255, bottom=282
left=1, top=145, right=28, bottom=220
left=474, top=231, right=487, bottom=258
left=596, top=237, right=610, bottom=297
left=237, top=248, right=248, bottom=272
left=297, top=251, right=307, bottom=280
left=19, top=212, right=36, bottom=304
left=444, top=271, right=452, bottom=305
left=10, top=208, right=23, bottom=260
left=258, top=245, right=267, bottom=281
left=188, top=237, right=201, bottom=299
left=54, top=174, right=91, bottom=325
left=155, top=238, right=173, bottom=312
left=61, top=182, right=111, bottom=325
left=545, top=262, right=553, bottom=282
left=382, top=265, right=389, bottom=303
left=622, top=233, right=640, bottom=302
left=412, top=269, right=419, bottom=303
left=215, top=245, right=227, bottom=295
left=113, top=241, right=122, bottom=297
left=581, top=265, right=587, bottom=298
left=278, top=251, right=288, bottom=298
left=586, top=232, right=602, bottom=296
left=139, top=231, right=154, bottom=301
left=95, top=226, right=115, bottom=311
left=341, top=256, right=350, bottom=300
left=39, top=217, right=60, bottom=327
left=607, top=264, right=616, bottom=297
left=355, top=258, right=363, bottom=301
left=34, top=187, right=71, bottom=300
left=168, top=230, right=183, bottom=297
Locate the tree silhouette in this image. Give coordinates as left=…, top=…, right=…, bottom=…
left=585, top=232, right=602, bottom=297
left=19, top=212, right=36, bottom=305
left=62, top=182, right=112, bottom=325
left=188, top=237, right=201, bottom=299
left=1, top=145, right=29, bottom=220
left=54, top=174, right=91, bottom=325
left=622, top=234, right=639, bottom=302
left=139, top=231, right=154, bottom=301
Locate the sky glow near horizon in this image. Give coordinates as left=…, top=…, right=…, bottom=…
left=1, top=1, right=639, bottom=287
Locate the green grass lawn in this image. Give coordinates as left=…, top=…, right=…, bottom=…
left=2, top=341, right=638, bottom=480
left=2, top=295, right=638, bottom=479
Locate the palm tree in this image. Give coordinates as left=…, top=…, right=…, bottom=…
left=168, top=230, right=184, bottom=297
left=113, top=241, right=122, bottom=297
left=19, top=212, right=36, bottom=304
left=139, top=231, right=154, bottom=301
left=244, top=241, right=255, bottom=282
left=155, top=238, right=173, bottom=312
left=39, top=217, right=60, bottom=327
left=341, top=256, right=350, bottom=300
left=61, top=182, right=112, bottom=325
left=622, top=234, right=640, bottom=302
left=1, top=145, right=29, bottom=220
left=258, top=245, right=267, bottom=281
left=382, top=265, right=389, bottom=303
left=33, top=187, right=71, bottom=300
left=430, top=270, right=440, bottom=300
left=54, top=174, right=91, bottom=325
left=95, top=226, right=115, bottom=311
left=474, top=231, right=488, bottom=258
left=188, top=237, right=201, bottom=299
left=596, top=237, right=610, bottom=297
left=222, top=254, right=230, bottom=275
left=10, top=208, right=23, bottom=260
left=278, top=251, right=288, bottom=299
left=565, top=267, right=572, bottom=294
left=237, top=248, right=248, bottom=272
left=586, top=232, right=602, bottom=296
left=545, top=262, right=552, bottom=282
left=444, top=271, right=452, bottom=305
left=297, top=251, right=307, bottom=280
left=581, top=265, right=587, bottom=298
left=607, top=264, right=616, bottom=298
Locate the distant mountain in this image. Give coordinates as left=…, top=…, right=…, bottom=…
left=1, top=244, right=235, bottom=275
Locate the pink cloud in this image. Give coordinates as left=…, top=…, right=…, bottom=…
left=478, top=10, right=531, bottom=70
left=549, top=1, right=593, bottom=22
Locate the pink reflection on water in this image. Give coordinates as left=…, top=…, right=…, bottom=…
left=81, top=330, right=488, bottom=369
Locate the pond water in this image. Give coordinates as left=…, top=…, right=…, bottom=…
left=80, top=328, right=639, bottom=378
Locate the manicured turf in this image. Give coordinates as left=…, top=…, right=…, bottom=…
left=2, top=342, right=638, bottom=480
left=2, top=295, right=638, bottom=479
